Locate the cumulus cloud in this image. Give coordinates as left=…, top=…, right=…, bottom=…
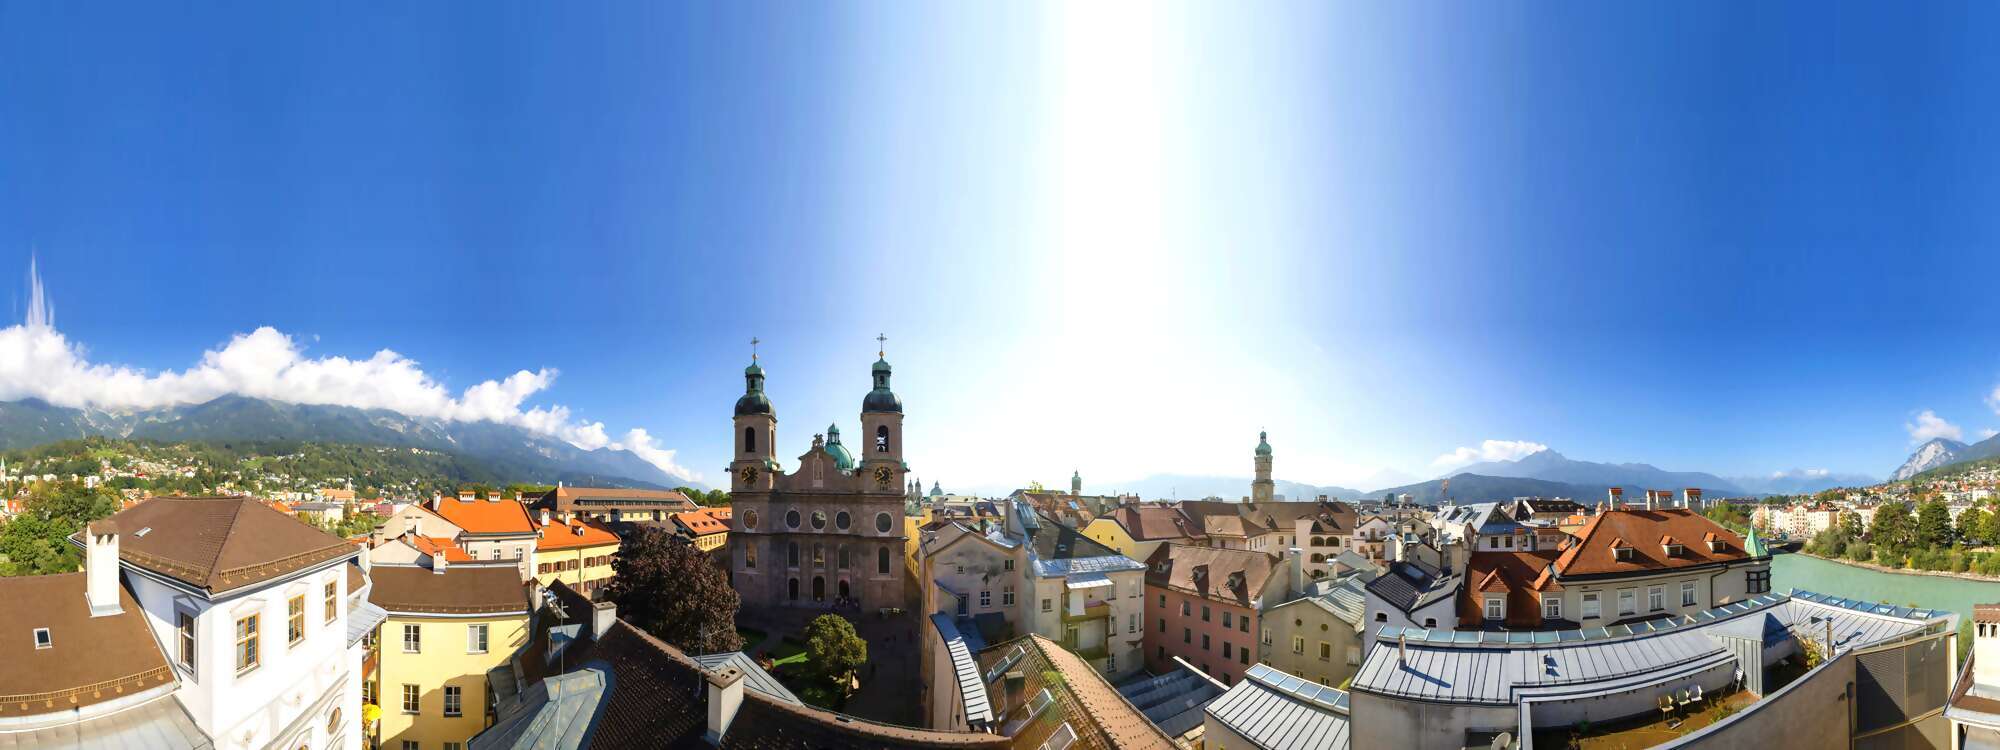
left=1432, top=439, right=1549, bottom=469
left=1983, top=428, right=1999, bottom=441
left=0, top=262, right=696, bottom=481
left=1988, top=383, right=2000, bottom=415
left=1906, top=410, right=1964, bottom=444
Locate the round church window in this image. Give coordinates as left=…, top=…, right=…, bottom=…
left=786, top=509, right=801, bottom=529
left=836, top=511, right=851, bottom=530
left=743, top=510, right=759, bottom=530
left=812, top=511, right=828, bottom=530
left=875, top=512, right=893, bottom=533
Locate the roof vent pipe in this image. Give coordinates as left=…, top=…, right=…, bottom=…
left=1398, top=633, right=1408, bottom=665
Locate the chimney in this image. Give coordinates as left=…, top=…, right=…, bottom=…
left=1683, top=488, right=1702, bottom=509
left=1398, top=633, right=1408, bottom=665
left=1288, top=546, right=1304, bottom=596
left=539, top=508, right=551, bottom=526
left=1608, top=488, right=1623, bottom=509
left=459, top=489, right=475, bottom=502
left=704, top=666, right=747, bottom=743
left=85, top=525, right=122, bottom=617
left=1643, top=490, right=1658, bottom=511
left=433, top=551, right=449, bottom=574
left=591, top=600, right=618, bottom=639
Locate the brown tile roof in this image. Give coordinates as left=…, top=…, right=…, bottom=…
left=536, top=520, right=621, bottom=551
left=1977, top=604, right=2000, bottom=625
left=1553, top=509, right=1751, bottom=578
left=0, top=573, right=176, bottom=717
left=541, top=486, right=697, bottom=514
left=1459, top=550, right=1563, bottom=629
left=976, top=635, right=1172, bottom=750
left=1103, top=506, right=1206, bottom=541
left=367, top=564, right=530, bottom=615
left=434, top=496, right=538, bottom=535
left=1143, top=544, right=1280, bottom=608
left=85, top=496, right=355, bottom=595
left=515, top=581, right=1010, bottom=749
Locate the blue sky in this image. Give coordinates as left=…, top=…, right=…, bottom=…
left=2, top=2, right=1998, bottom=492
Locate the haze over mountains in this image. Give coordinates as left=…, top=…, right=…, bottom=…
left=0, top=396, right=696, bottom=489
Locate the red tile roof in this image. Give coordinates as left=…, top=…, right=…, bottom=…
left=1102, top=506, right=1207, bottom=541
left=1459, top=550, right=1563, bottom=629
left=407, top=534, right=474, bottom=562
left=537, top=519, right=620, bottom=551
left=1553, top=509, right=1751, bottom=577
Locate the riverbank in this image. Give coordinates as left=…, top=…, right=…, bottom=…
left=1788, top=549, right=2000, bottom=583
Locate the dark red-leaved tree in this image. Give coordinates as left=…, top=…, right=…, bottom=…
left=604, top=526, right=744, bottom=654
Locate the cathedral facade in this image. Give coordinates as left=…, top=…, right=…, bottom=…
left=727, top=353, right=910, bottom=613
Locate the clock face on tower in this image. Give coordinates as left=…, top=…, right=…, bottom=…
left=739, top=465, right=758, bottom=486
left=873, top=465, right=894, bottom=488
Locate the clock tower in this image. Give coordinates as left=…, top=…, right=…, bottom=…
left=731, top=349, right=777, bottom=493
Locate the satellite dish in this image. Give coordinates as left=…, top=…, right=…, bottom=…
left=1491, top=732, right=1514, bottom=750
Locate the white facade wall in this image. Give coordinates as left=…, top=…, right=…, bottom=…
left=127, top=557, right=360, bottom=750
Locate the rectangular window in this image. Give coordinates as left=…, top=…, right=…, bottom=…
left=1158, top=594, right=1165, bottom=609
left=325, top=581, right=339, bottom=624
left=445, top=744, right=464, bottom=750
left=1682, top=581, right=1697, bottom=607
left=1201, top=634, right=1210, bottom=651
left=444, top=685, right=463, bottom=717
left=1159, top=618, right=1166, bottom=633
left=1240, top=617, right=1248, bottom=633
left=979, top=590, right=991, bottom=607
left=402, top=742, right=418, bottom=750
left=402, top=683, right=420, bottom=714
left=1261, top=628, right=1271, bottom=645
left=1319, top=642, right=1331, bottom=661
left=235, top=614, right=259, bottom=674
left=1239, top=648, right=1249, bottom=665
left=1184, top=628, right=1191, bottom=644
left=1582, top=593, right=1601, bottom=619
left=1347, top=645, right=1361, bottom=665
left=1223, top=611, right=1233, bottom=628
left=1201, top=605, right=1210, bottom=622
left=1292, top=636, right=1305, bottom=654
left=403, top=623, right=422, bottom=653
left=177, top=611, right=197, bottom=669
left=1648, top=586, right=1664, bottom=612
left=467, top=623, right=489, bottom=654
left=1746, top=569, right=1771, bottom=594
left=1544, top=597, right=1561, bottom=620
left=364, top=680, right=377, bottom=706
left=1223, top=641, right=1232, bottom=658
left=1618, top=589, right=1636, bottom=616
left=1041, top=599, right=1052, bottom=613
left=288, top=595, right=306, bottom=646
left=1485, top=597, right=1503, bottom=620
left=1128, top=614, right=1137, bottom=634
left=1181, top=601, right=1190, bottom=616
left=1003, top=587, right=1015, bottom=607
left=1004, top=559, right=1014, bottom=571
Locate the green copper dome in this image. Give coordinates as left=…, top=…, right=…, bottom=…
left=862, top=357, right=902, bottom=413
left=735, top=359, right=774, bottom=417
left=1255, top=431, right=1272, bottom=457
left=824, top=424, right=855, bottom=471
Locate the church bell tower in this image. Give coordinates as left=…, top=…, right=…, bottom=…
left=731, top=341, right=776, bottom=492
left=858, top=335, right=904, bottom=494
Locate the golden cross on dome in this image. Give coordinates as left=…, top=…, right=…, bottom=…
left=876, top=333, right=887, bottom=358
left=751, top=336, right=760, bottom=361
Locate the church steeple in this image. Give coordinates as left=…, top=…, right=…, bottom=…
left=1252, top=431, right=1274, bottom=504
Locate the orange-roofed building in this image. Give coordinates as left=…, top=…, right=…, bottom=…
left=531, top=512, right=621, bottom=599
left=670, top=509, right=731, bottom=552
left=432, top=492, right=540, bottom=567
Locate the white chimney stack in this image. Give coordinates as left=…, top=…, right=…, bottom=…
left=704, top=666, right=747, bottom=743
left=86, top=525, right=122, bottom=617
left=539, top=508, right=551, bottom=526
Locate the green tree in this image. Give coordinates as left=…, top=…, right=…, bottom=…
left=804, top=614, right=868, bottom=688
left=604, top=527, right=744, bottom=654
left=0, top=482, right=120, bottom=576
left=1870, top=502, right=1912, bottom=550
left=1840, top=511, right=1864, bottom=540
left=1959, top=507, right=1990, bottom=546
left=1915, top=499, right=1955, bottom=549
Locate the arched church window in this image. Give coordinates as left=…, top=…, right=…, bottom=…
left=746, top=544, right=757, bottom=569
left=744, top=426, right=756, bottom=453
left=876, top=425, right=890, bottom=453
left=878, top=547, right=891, bottom=574
left=813, top=544, right=825, bottom=567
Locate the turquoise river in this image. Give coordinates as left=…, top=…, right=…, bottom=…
left=1774, top=550, right=2000, bottom=622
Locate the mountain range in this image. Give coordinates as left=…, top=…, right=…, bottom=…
left=1890, top=435, right=2000, bottom=481
left=0, top=396, right=696, bottom=489
left=1078, top=474, right=1367, bottom=502
left=1367, top=449, right=1876, bottom=505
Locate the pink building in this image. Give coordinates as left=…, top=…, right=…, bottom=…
left=1143, top=543, right=1296, bottom=685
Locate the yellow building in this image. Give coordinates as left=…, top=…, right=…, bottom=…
left=367, top=563, right=530, bottom=750
left=669, top=509, right=730, bottom=553
left=1081, top=505, right=1209, bottom=563
left=903, top=504, right=935, bottom=576
left=533, top=517, right=621, bottom=599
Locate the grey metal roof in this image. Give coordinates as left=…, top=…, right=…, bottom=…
left=1203, top=663, right=1351, bottom=750
left=928, top=613, right=994, bottom=725
left=0, top=693, right=212, bottom=749
left=1350, top=590, right=1944, bottom=705
left=347, top=599, right=389, bottom=647
left=469, top=667, right=609, bottom=750
left=1116, top=662, right=1225, bottom=738
left=689, top=651, right=802, bottom=705
left=1363, top=560, right=1458, bottom=614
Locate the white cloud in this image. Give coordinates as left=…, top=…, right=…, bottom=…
left=1982, top=428, right=1999, bottom=441
left=1988, top=383, right=2000, bottom=415
left=1769, top=468, right=1831, bottom=479
left=0, top=263, right=696, bottom=481
left=1432, top=439, right=1549, bottom=469
left=1905, top=409, right=1964, bottom=444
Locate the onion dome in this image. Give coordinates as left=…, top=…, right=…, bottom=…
left=861, top=357, right=902, bottom=413
left=734, top=360, right=774, bottom=417
left=1255, top=431, right=1272, bottom=457
left=824, top=424, right=855, bottom=471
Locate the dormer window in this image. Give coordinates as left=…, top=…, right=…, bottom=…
left=33, top=627, right=51, bottom=650
left=1664, top=544, right=1684, bottom=557
left=1708, top=539, right=1726, bottom=553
